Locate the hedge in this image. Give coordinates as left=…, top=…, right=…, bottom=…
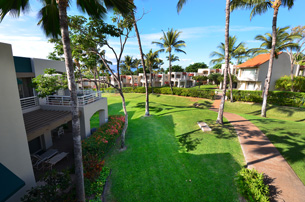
left=102, top=87, right=216, bottom=100
left=227, top=90, right=305, bottom=108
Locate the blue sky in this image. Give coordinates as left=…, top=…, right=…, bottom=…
left=0, top=0, right=304, bottom=69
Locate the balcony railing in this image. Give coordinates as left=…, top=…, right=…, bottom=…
left=20, top=96, right=39, bottom=110
left=46, top=92, right=102, bottom=107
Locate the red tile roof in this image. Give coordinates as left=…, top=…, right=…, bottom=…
left=237, top=52, right=283, bottom=68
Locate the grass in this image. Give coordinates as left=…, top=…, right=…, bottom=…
left=224, top=102, right=305, bottom=184
left=93, top=93, right=244, bottom=202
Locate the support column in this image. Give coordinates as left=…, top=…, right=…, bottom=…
left=43, top=131, right=53, bottom=149
left=99, top=110, right=106, bottom=126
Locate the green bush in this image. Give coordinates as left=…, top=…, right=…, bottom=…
left=227, top=90, right=305, bottom=108
left=235, top=168, right=270, bottom=202
left=103, top=87, right=216, bottom=100
left=276, top=76, right=305, bottom=92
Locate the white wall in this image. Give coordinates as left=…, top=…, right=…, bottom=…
left=0, top=42, right=36, bottom=201
left=32, top=58, right=66, bottom=76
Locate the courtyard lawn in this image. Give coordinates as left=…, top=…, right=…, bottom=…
left=190, top=84, right=218, bottom=89
left=94, top=93, right=244, bottom=202
left=224, top=102, right=305, bottom=184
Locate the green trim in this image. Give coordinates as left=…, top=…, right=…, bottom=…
left=13, top=56, right=33, bottom=73
left=0, top=163, right=25, bottom=202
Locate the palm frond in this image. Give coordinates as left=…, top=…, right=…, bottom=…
left=177, top=0, right=187, bottom=13
left=0, top=0, right=30, bottom=21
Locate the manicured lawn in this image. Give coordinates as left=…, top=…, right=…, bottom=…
left=190, top=84, right=218, bottom=89
left=224, top=102, right=305, bottom=184
left=96, top=93, right=244, bottom=202
left=224, top=102, right=305, bottom=123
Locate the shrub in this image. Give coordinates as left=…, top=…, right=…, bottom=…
left=103, top=87, right=216, bottom=100
left=276, top=76, right=305, bottom=92
left=21, top=170, right=71, bottom=202
left=235, top=168, right=270, bottom=202
left=227, top=90, right=305, bottom=108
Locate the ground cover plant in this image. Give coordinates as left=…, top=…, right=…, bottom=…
left=99, top=93, right=244, bottom=202
left=224, top=102, right=305, bottom=184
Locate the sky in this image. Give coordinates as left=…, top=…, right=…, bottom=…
left=0, top=0, right=304, bottom=69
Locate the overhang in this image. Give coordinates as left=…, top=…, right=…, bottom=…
left=23, top=109, right=72, bottom=141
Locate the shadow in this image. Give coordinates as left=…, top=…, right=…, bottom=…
left=177, top=129, right=202, bottom=152
left=263, top=174, right=282, bottom=202
left=248, top=103, right=305, bottom=118
left=296, top=118, right=305, bottom=122
left=201, top=119, right=238, bottom=139
left=247, top=154, right=281, bottom=167
left=192, top=101, right=212, bottom=109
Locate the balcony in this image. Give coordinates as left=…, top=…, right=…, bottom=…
left=45, top=92, right=103, bottom=107
left=20, top=96, right=39, bottom=111
left=238, top=74, right=258, bottom=81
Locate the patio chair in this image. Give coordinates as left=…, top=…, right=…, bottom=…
left=31, top=149, right=58, bottom=170
left=43, top=152, right=69, bottom=170
left=57, top=126, right=64, bottom=137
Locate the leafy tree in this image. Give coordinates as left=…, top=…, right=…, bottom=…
left=193, top=75, right=208, bottom=88
left=276, top=75, right=305, bottom=92
left=208, top=73, right=222, bottom=87
left=185, top=62, right=208, bottom=72
left=32, top=68, right=68, bottom=98
left=212, top=63, right=223, bottom=69
left=178, top=0, right=231, bottom=124
left=152, top=28, right=186, bottom=94
left=166, top=65, right=184, bottom=72
left=231, top=0, right=295, bottom=117
left=0, top=1, right=132, bottom=200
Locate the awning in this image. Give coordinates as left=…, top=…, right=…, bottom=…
left=0, top=163, right=25, bottom=202
left=23, top=109, right=72, bottom=141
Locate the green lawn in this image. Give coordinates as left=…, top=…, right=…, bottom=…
left=95, top=93, right=244, bottom=202
left=190, top=84, right=218, bottom=89
left=224, top=102, right=305, bottom=184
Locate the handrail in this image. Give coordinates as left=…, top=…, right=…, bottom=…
left=45, top=92, right=102, bottom=106
left=20, top=96, right=39, bottom=110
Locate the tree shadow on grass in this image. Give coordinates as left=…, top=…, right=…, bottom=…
left=248, top=103, right=305, bottom=117
left=177, top=129, right=202, bottom=152
left=201, top=119, right=238, bottom=139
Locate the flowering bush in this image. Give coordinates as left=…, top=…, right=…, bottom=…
left=82, top=115, right=125, bottom=200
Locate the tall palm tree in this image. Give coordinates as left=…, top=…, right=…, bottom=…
left=145, top=49, right=160, bottom=93
left=177, top=0, right=231, bottom=124
left=0, top=0, right=132, bottom=201
left=231, top=0, right=294, bottom=117
left=152, top=28, right=186, bottom=94
left=210, top=35, right=249, bottom=102
left=129, top=0, right=150, bottom=116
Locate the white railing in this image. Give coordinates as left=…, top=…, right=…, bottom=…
left=46, top=92, right=102, bottom=106
left=20, top=96, right=39, bottom=110
left=238, top=74, right=258, bottom=81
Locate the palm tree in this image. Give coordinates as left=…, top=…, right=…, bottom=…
left=166, top=54, right=180, bottom=63
left=250, top=26, right=300, bottom=82
left=152, top=28, right=186, bottom=94
left=129, top=0, right=150, bottom=116
left=210, top=35, right=249, bottom=102
left=121, top=55, right=136, bottom=87
left=145, top=49, right=160, bottom=93
left=178, top=0, right=230, bottom=124
left=0, top=0, right=132, bottom=201
left=231, top=0, right=294, bottom=117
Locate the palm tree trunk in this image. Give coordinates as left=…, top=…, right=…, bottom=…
left=261, top=6, right=279, bottom=117
left=57, top=0, right=85, bottom=201
left=169, top=51, right=173, bottom=94
left=132, top=11, right=150, bottom=116
left=216, top=0, right=230, bottom=124
left=227, top=66, right=234, bottom=102
left=150, top=67, right=154, bottom=93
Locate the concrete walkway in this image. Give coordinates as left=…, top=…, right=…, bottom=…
left=211, top=97, right=305, bottom=202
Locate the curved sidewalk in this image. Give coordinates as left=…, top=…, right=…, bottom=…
left=211, top=98, right=305, bottom=202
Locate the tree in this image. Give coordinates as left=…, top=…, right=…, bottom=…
left=145, top=49, right=160, bottom=92
left=166, top=54, right=180, bottom=63
left=152, top=28, right=186, bottom=94
left=210, top=35, right=248, bottom=102
left=212, top=63, right=222, bottom=69
left=121, top=55, right=137, bottom=87
left=193, top=75, right=208, bottom=88
left=32, top=68, right=68, bottom=97
left=185, top=62, right=208, bottom=72
left=208, top=73, right=222, bottom=87
left=178, top=0, right=230, bottom=124
left=0, top=1, right=132, bottom=201
left=167, top=65, right=184, bottom=72
left=231, top=0, right=295, bottom=118
left=129, top=0, right=150, bottom=116
left=285, top=26, right=305, bottom=80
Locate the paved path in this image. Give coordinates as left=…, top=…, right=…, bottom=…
left=211, top=97, right=305, bottom=202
